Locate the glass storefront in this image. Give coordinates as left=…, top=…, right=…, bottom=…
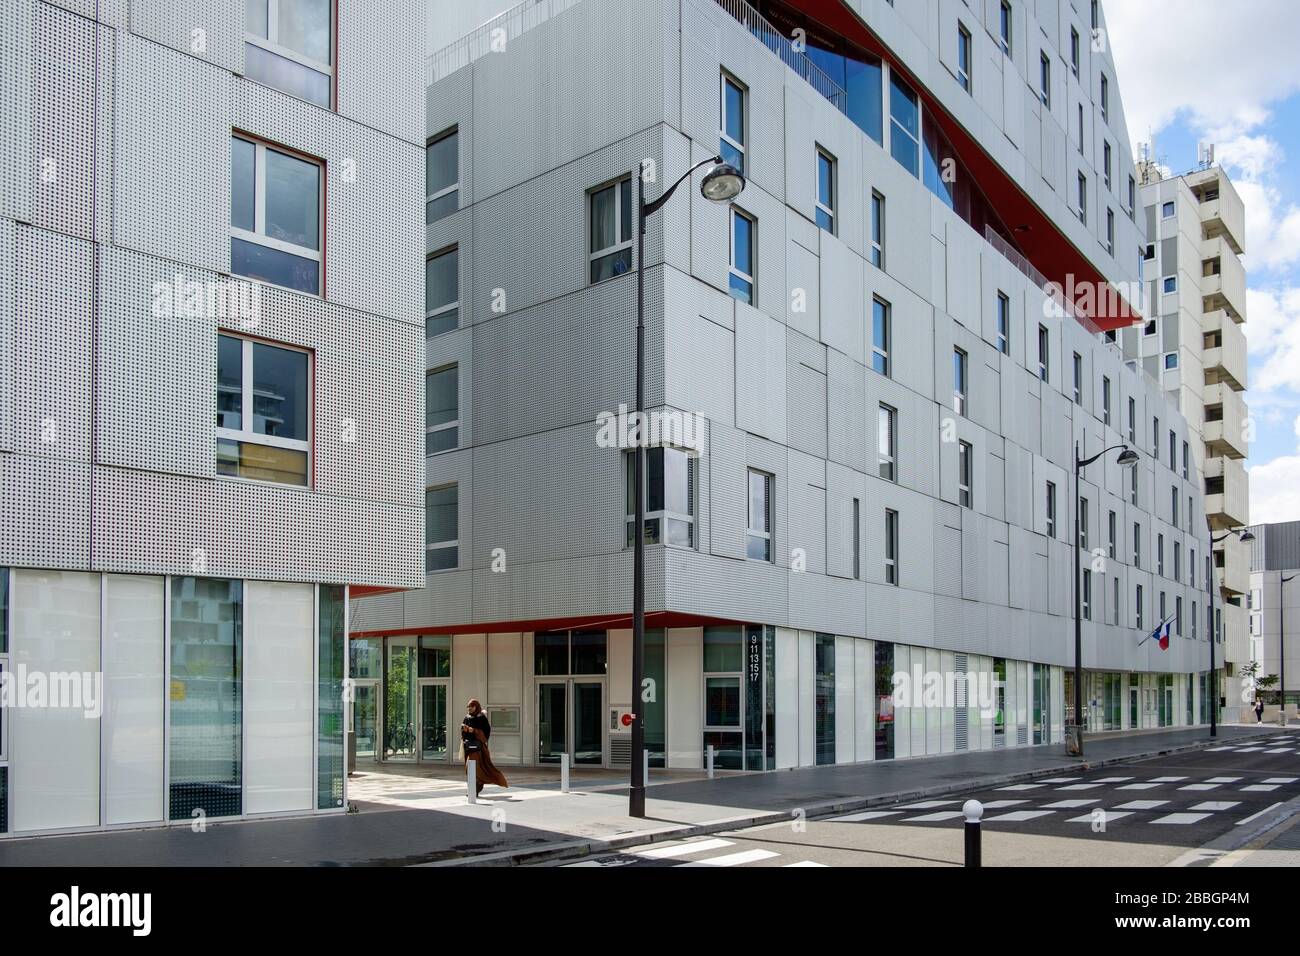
left=169, top=577, right=243, bottom=821
left=703, top=626, right=744, bottom=769
left=815, top=634, right=835, bottom=765
left=534, top=630, right=607, bottom=766
left=875, top=641, right=894, bottom=759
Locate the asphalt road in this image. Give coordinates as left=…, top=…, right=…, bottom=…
left=550, top=733, right=1300, bottom=868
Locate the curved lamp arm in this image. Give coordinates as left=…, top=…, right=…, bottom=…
left=642, top=155, right=723, bottom=220
left=1077, top=443, right=1131, bottom=470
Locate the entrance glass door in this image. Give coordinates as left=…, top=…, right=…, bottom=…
left=386, top=638, right=417, bottom=761
left=353, top=681, right=379, bottom=761
left=419, top=681, right=448, bottom=761
left=536, top=680, right=604, bottom=766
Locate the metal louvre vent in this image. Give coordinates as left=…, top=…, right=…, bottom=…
left=609, top=736, right=631, bottom=769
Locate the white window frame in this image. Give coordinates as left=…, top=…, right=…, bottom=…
left=1072, top=351, right=1083, bottom=405
left=216, top=332, right=312, bottom=485
left=720, top=71, right=747, bottom=174
left=729, top=206, right=756, bottom=303
left=1100, top=74, right=1109, bottom=122
left=244, top=0, right=335, bottom=102
left=589, top=174, right=633, bottom=284
left=878, top=403, right=897, bottom=481
left=1112, top=576, right=1120, bottom=626
left=873, top=296, right=892, bottom=377
left=815, top=146, right=837, bottom=233
left=957, top=22, right=972, bottom=92
left=1082, top=569, right=1092, bottom=621
left=870, top=190, right=886, bottom=268
left=426, top=245, right=458, bottom=335
left=425, top=363, right=460, bottom=455
left=230, top=134, right=323, bottom=295
left=1163, top=276, right=1177, bottom=295
left=746, top=468, right=774, bottom=563
left=426, top=127, right=460, bottom=220
left=625, top=448, right=697, bottom=550
left=1103, top=140, right=1112, bottom=188
left=953, top=347, right=968, bottom=417
left=996, top=291, right=1010, bottom=354
left=1046, top=481, right=1057, bottom=538
left=426, top=483, right=459, bottom=573
left=1069, top=27, right=1079, bottom=77
left=885, top=508, right=899, bottom=585
left=958, top=441, right=973, bottom=509
left=1108, top=509, right=1117, bottom=559
left=1102, top=375, right=1111, bottom=425
left=1162, top=200, right=1175, bottom=218
left=1136, top=584, right=1144, bottom=629
left=1039, top=51, right=1051, bottom=107
left=1037, top=324, right=1049, bottom=382
left=999, top=1, right=1012, bottom=57
left=1077, top=171, right=1087, bottom=224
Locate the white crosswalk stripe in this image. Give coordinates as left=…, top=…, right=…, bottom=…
left=1055, top=783, right=1102, bottom=791
left=635, top=838, right=734, bottom=859
left=1264, top=777, right=1298, bottom=784
left=1115, top=800, right=1168, bottom=810
left=1094, top=777, right=1134, bottom=783
left=1207, top=776, right=1243, bottom=783
left=1190, top=801, right=1240, bottom=811
left=899, top=800, right=959, bottom=809
left=679, top=849, right=779, bottom=867
left=1152, top=812, right=1212, bottom=825
left=979, top=799, right=1029, bottom=809
left=1149, top=776, right=1187, bottom=782
left=995, top=783, right=1043, bottom=791
left=784, top=860, right=828, bottom=867
left=1241, top=784, right=1280, bottom=792
left=904, top=810, right=967, bottom=822
left=984, top=810, right=1055, bottom=822
left=1117, top=782, right=1161, bottom=790
left=1178, top=783, right=1220, bottom=791
left=1043, top=798, right=1100, bottom=808
left=829, top=810, right=901, bottom=822
left=1068, top=810, right=1132, bottom=823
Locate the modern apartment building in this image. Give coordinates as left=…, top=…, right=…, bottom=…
left=1247, top=521, right=1300, bottom=714
left=352, top=0, right=1217, bottom=773
left=1138, top=162, right=1250, bottom=719
left=0, top=0, right=425, bottom=836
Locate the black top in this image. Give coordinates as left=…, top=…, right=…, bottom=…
left=462, top=712, right=491, bottom=752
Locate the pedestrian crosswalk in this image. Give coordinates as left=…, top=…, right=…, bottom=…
left=564, top=836, right=825, bottom=868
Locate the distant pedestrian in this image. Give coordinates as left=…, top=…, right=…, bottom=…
left=1255, top=698, right=1265, bottom=723
left=461, top=698, right=508, bottom=796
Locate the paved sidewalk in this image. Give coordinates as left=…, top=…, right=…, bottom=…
left=0, top=724, right=1275, bottom=867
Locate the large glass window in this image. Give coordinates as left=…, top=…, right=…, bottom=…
left=875, top=641, right=894, bottom=759
left=533, top=630, right=607, bottom=676
left=746, top=469, right=773, bottom=561
left=426, top=484, right=458, bottom=572
left=590, top=176, right=633, bottom=283
left=646, top=629, right=666, bottom=768
left=703, top=627, right=743, bottom=770
left=872, top=296, right=891, bottom=376
left=626, top=447, right=696, bottom=548
left=169, top=577, right=243, bottom=821
left=425, top=247, right=458, bottom=337
left=720, top=72, right=746, bottom=173
left=425, top=364, right=459, bottom=455
left=216, top=333, right=310, bottom=486
left=729, top=207, right=755, bottom=304
left=815, top=634, right=835, bottom=765
left=318, top=584, right=346, bottom=809
left=244, top=0, right=333, bottom=107
left=889, top=72, right=920, bottom=176
left=230, top=135, right=322, bottom=294
left=426, top=128, right=459, bottom=224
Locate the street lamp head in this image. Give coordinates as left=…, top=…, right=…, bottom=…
left=700, top=161, right=745, bottom=203
left=1238, top=529, right=1255, bottom=543
left=1116, top=448, right=1139, bottom=468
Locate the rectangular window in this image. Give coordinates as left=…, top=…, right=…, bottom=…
left=244, top=0, right=333, bottom=108
left=425, top=127, right=459, bottom=224
left=626, top=447, right=696, bottom=549
left=1107, top=208, right=1115, bottom=256
left=1136, top=583, right=1144, bottom=629
left=170, top=577, right=242, bottom=820
left=1164, top=352, right=1179, bottom=370
left=426, top=484, right=459, bottom=571
left=816, top=147, right=836, bottom=232
left=730, top=207, right=755, bottom=304
left=885, top=509, right=899, bottom=584
left=870, top=191, right=886, bottom=268
left=1080, top=496, right=1089, bottom=550
left=1128, top=176, right=1136, bottom=218
left=1104, top=141, right=1112, bottom=188
left=999, top=1, right=1012, bottom=56
left=1083, top=569, right=1092, bottom=621
left=1130, top=463, right=1138, bottom=506
left=996, top=292, right=1010, bottom=354
left=1046, top=481, right=1057, bottom=538
left=1039, top=51, right=1051, bottom=107
left=425, top=246, right=458, bottom=337
left=957, top=23, right=972, bottom=92
left=958, top=441, right=973, bottom=509
left=747, top=469, right=773, bottom=562
left=890, top=72, right=921, bottom=177
left=878, top=403, right=897, bottom=481
left=230, top=134, right=322, bottom=295
left=590, top=175, right=633, bottom=283
left=720, top=72, right=746, bottom=173
left=852, top=498, right=861, bottom=580
left=1157, top=533, right=1164, bottom=576
left=1192, top=600, right=1197, bottom=639
left=872, top=296, right=891, bottom=376
left=1077, top=171, right=1087, bottom=224
left=1070, top=27, right=1080, bottom=76
left=1128, top=396, right=1136, bottom=443
left=216, top=333, right=311, bottom=486
left=425, top=364, right=459, bottom=455
left=1037, top=324, right=1049, bottom=382
left=1108, top=510, right=1117, bottom=558
left=1072, top=351, right=1083, bottom=405
left=1100, top=74, right=1109, bottom=121
left=953, top=347, right=968, bottom=417
left=1163, top=276, right=1177, bottom=294
left=1171, top=486, right=1179, bottom=527
left=1182, top=441, right=1189, bottom=479
left=1174, top=541, right=1181, bottom=582
left=1078, top=104, right=1085, bottom=155
left=1102, top=376, right=1111, bottom=425
left=1162, top=200, right=1175, bottom=218
left=1134, top=523, right=1142, bottom=569
left=1169, top=430, right=1176, bottom=470
left=1190, top=548, right=1196, bottom=588
left=1112, top=576, right=1120, bottom=626
left=1152, top=416, right=1160, bottom=456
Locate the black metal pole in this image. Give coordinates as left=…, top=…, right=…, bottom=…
left=630, top=169, right=647, bottom=819
left=1207, top=538, right=1216, bottom=737
left=1072, top=442, right=1084, bottom=755
left=1282, top=576, right=1292, bottom=724
left=963, top=802, right=982, bottom=867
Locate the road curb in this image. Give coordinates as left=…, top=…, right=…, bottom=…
left=424, top=728, right=1280, bottom=867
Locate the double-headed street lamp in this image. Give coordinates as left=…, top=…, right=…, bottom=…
left=1207, top=526, right=1254, bottom=736
left=629, top=156, right=744, bottom=818
left=1280, top=572, right=1295, bottom=725
left=1069, top=441, right=1139, bottom=756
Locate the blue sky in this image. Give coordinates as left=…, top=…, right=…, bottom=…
left=1107, top=0, right=1300, bottom=523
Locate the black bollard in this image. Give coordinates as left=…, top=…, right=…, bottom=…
left=963, top=799, right=983, bottom=867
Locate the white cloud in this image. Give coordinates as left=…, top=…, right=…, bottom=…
left=1106, top=0, right=1300, bottom=148
left=1250, top=452, right=1300, bottom=522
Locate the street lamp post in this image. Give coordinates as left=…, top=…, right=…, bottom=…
left=629, top=155, right=744, bottom=818
left=1282, top=573, right=1296, bottom=725
left=1070, top=442, right=1139, bottom=757
left=1207, top=526, right=1254, bottom=737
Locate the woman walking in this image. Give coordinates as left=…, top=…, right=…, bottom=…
left=461, top=698, right=509, bottom=796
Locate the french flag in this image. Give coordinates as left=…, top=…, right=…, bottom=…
left=1140, top=614, right=1176, bottom=650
